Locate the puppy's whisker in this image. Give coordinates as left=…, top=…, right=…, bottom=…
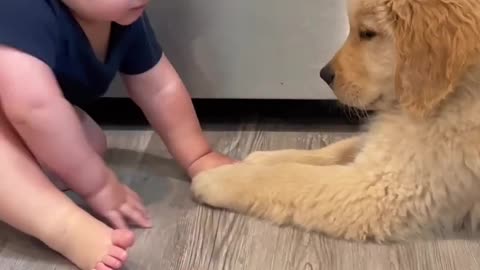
left=346, top=106, right=356, bottom=121
left=343, top=106, right=350, bottom=120
left=359, top=106, right=370, bottom=119
left=354, top=108, right=361, bottom=120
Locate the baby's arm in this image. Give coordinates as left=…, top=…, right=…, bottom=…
left=122, top=54, right=235, bottom=177
left=0, top=46, right=109, bottom=196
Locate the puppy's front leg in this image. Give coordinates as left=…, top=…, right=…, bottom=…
left=192, top=162, right=416, bottom=242
left=245, top=136, right=363, bottom=165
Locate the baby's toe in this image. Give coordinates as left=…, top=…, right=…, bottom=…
left=94, top=262, right=112, bottom=270
left=102, top=255, right=123, bottom=269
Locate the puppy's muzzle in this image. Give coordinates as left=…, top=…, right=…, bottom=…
left=320, top=64, right=335, bottom=87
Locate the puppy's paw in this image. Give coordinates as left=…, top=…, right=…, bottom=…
left=244, top=151, right=276, bottom=164
left=244, top=150, right=299, bottom=164
left=191, top=164, right=253, bottom=211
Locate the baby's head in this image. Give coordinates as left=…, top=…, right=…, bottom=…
left=62, top=0, right=149, bottom=25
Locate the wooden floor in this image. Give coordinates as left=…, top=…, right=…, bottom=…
left=1, top=118, right=480, bottom=270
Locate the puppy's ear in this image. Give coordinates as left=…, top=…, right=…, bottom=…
left=389, top=1, right=479, bottom=118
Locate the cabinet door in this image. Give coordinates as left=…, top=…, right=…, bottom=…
left=105, top=0, right=348, bottom=99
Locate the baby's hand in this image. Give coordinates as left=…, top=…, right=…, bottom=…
left=85, top=169, right=152, bottom=229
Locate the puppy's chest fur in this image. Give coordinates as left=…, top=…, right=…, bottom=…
left=355, top=96, right=480, bottom=195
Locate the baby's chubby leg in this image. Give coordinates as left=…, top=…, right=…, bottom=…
left=74, top=106, right=107, bottom=156
left=46, top=106, right=106, bottom=191
left=42, top=106, right=151, bottom=229
left=0, top=110, right=133, bottom=270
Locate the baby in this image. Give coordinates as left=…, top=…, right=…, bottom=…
left=0, top=0, right=234, bottom=269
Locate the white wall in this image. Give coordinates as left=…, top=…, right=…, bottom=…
left=105, top=0, right=349, bottom=99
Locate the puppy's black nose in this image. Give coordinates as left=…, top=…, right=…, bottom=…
left=320, top=65, right=335, bottom=86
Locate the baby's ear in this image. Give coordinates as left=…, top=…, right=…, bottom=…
left=389, top=0, right=480, bottom=118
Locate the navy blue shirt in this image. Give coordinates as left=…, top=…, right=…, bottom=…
left=0, top=0, right=163, bottom=106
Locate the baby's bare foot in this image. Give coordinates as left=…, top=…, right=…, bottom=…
left=92, top=229, right=134, bottom=270
left=45, top=209, right=135, bottom=270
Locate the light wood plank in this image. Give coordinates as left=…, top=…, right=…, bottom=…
left=1, top=122, right=480, bottom=270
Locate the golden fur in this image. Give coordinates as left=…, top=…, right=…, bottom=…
left=191, top=0, right=480, bottom=242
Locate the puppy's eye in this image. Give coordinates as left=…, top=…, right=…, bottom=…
left=359, top=30, right=377, bottom=40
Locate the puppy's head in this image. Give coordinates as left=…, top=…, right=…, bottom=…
left=321, top=0, right=480, bottom=118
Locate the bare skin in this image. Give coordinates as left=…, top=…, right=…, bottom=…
left=0, top=1, right=235, bottom=269
left=0, top=47, right=152, bottom=230
left=45, top=107, right=108, bottom=191
left=0, top=108, right=134, bottom=270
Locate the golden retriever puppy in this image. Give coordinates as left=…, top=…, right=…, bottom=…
left=191, top=0, right=480, bottom=242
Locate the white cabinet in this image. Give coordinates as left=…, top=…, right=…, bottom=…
left=105, top=0, right=349, bottom=99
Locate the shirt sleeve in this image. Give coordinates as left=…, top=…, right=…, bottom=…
left=119, top=13, right=164, bottom=75
left=0, top=0, right=59, bottom=68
